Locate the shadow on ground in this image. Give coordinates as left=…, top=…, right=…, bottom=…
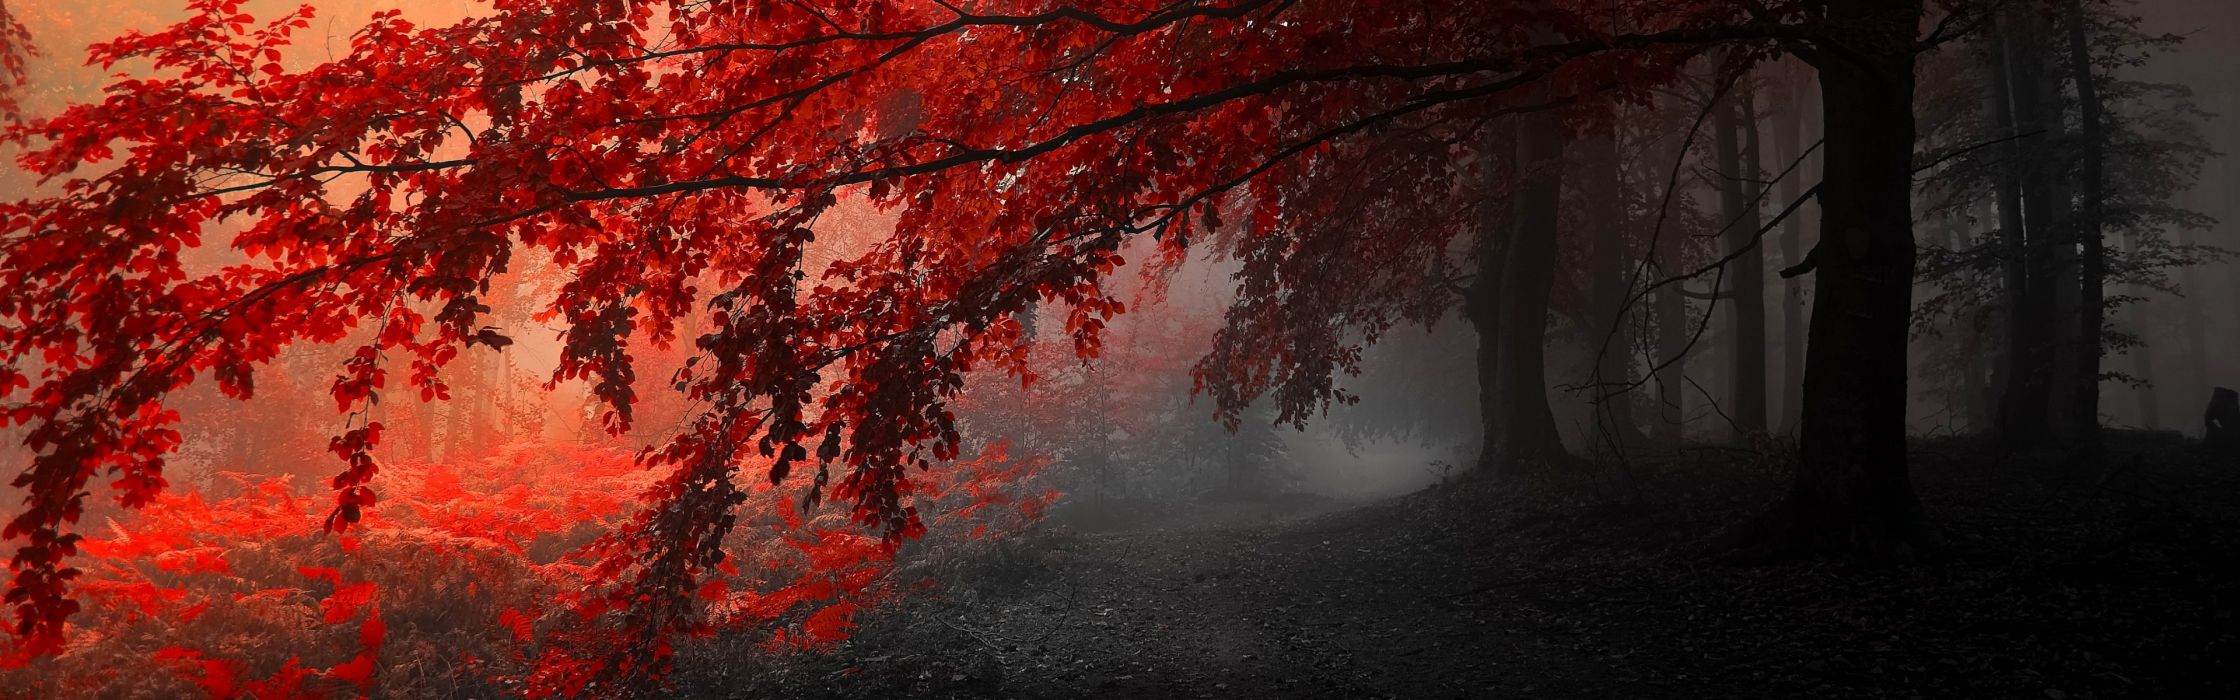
left=674, top=432, right=2240, bottom=699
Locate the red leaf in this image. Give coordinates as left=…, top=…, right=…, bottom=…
left=498, top=608, right=534, bottom=643
left=177, top=600, right=214, bottom=622
left=297, top=566, right=341, bottom=586
left=321, top=582, right=377, bottom=623
left=803, top=603, right=859, bottom=644
left=154, top=647, right=243, bottom=698
left=326, top=653, right=377, bottom=688
left=697, top=577, right=730, bottom=601
left=359, top=606, right=387, bottom=649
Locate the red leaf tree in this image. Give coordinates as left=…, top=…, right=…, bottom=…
left=3, top=0, right=1941, bottom=689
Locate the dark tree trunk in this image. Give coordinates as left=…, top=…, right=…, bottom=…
left=2047, top=166, right=2082, bottom=434
left=1468, top=121, right=1516, bottom=474
left=2125, top=302, right=2161, bottom=429
left=1995, top=7, right=2059, bottom=444
left=1583, top=133, right=1644, bottom=448
left=1966, top=200, right=1999, bottom=432
left=1651, top=124, right=1693, bottom=445
left=1773, top=68, right=1816, bottom=436
left=1987, top=26, right=2028, bottom=430
left=1714, top=81, right=1769, bottom=439
left=1483, top=111, right=1571, bottom=475
left=2178, top=223, right=2212, bottom=427
left=1653, top=281, right=1688, bottom=443
left=2064, top=0, right=2107, bottom=450
left=1725, top=0, right=1933, bottom=560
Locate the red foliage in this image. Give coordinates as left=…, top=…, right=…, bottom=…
left=0, top=0, right=1768, bottom=691
left=0, top=439, right=1048, bottom=696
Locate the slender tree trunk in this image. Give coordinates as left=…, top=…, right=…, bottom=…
left=1966, top=200, right=1999, bottom=431
left=2178, top=222, right=2213, bottom=429
left=1774, top=68, right=1816, bottom=436
left=1486, top=112, right=1572, bottom=475
left=2124, top=267, right=2161, bottom=430
left=1714, top=81, right=1769, bottom=440
left=1996, top=7, right=2059, bottom=444
left=1654, top=281, right=1688, bottom=443
left=1726, top=0, right=1933, bottom=560
left=1987, top=24, right=2028, bottom=432
left=2064, top=0, right=2107, bottom=449
left=1651, top=120, right=1693, bottom=445
left=2047, top=170, right=2082, bottom=433
left=2042, top=34, right=2083, bottom=435
left=412, top=381, right=440, bottom=461
left=1583, top=133, right=1643, bottom=448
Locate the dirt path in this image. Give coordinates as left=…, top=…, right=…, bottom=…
left=681, top=435, right=2240, bottom=699
left=707, top=499, right=1566, bottom=699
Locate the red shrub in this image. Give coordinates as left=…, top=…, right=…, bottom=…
left=0, top=438, right=1049, bottom=698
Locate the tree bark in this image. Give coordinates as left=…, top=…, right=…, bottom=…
left=1995, top=7, right=2059, bottom=444
left=1653, top=279, right=1688, bottom=443
left=2064, top=0, right=2107, bottom=449
left=1468, top=120, right=1515, bottom=474
left=1484, top=111, right=1572, bottom=475
left=1986, top=24, right=2027, bottom=433
left=2177, top=222, right=2212, bottom=432
left=1773, top=68, right=1815, bottom=436
left=1724, top=0, right=1933, bottom=561
left=1651, top=122, right=1693, bottom=445
left=1714, top=80, right=1769, bottom=440
left=1966, top=200, right=1999, bottom=432
left=1583, top=132, right=1644, bottom=448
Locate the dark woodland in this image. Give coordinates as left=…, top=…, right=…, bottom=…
left=0, top=0, right=2237, bottom=698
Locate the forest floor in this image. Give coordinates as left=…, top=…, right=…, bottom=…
left=674, top=432, right=2240, bottom=699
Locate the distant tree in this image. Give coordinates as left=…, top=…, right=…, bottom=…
left=0, top=1, right=29, bottom=119
left=1914, top=0, right=2218, bottom=439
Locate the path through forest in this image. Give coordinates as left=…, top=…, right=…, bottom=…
left=678, top=434, right=2239, bottom=699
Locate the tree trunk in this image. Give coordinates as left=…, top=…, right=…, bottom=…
left=1995, top=7, right=2058, bottom=444
left=1651, top=122, right=1693, bottom=445
left=2178, top=222, right=2212, bottom=432
left=1966, top=200, right=1999, bottom=432
left=2047, top=168, right=2082, bottom=434
left=1654, top=281, right=1688, bottom=443
left=2126, top=305, right=2160, bottom=429
left=1583, top=132, right=1643, bottom=448
left=1469, top=120, right=1516, bottom=474
left=1725, top=0, right=1933, bottom=560
left=1484, top=111, right=1571, bottom=475
left=2064, top=0, right=2107, bottom=450
left=1774, top=68, right=1816, bottom=436
left=1714, top=81, right=1769, bottom=440
left=1986, top=25, right=2027, bottom=433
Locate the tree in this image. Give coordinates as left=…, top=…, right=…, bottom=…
left=1915, top=0, right=2216, bottom=438
left=1, top=0, right=1967, bottom=683
left=1993, top=2, right=2064, bottom=445
left=1483, top=111, right=1573, bottom=474
left=1710, top=72, right=1768, bottom=439
left=2063, top=0, right=2109, bottom=454
left=1722, top=0, right=1934, bottom=559
left=1767, top=64, right=1816, bottom=435
left=1577, top=130, right=1648, bottom=448
left=0, top=1, right=25, bottom=119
